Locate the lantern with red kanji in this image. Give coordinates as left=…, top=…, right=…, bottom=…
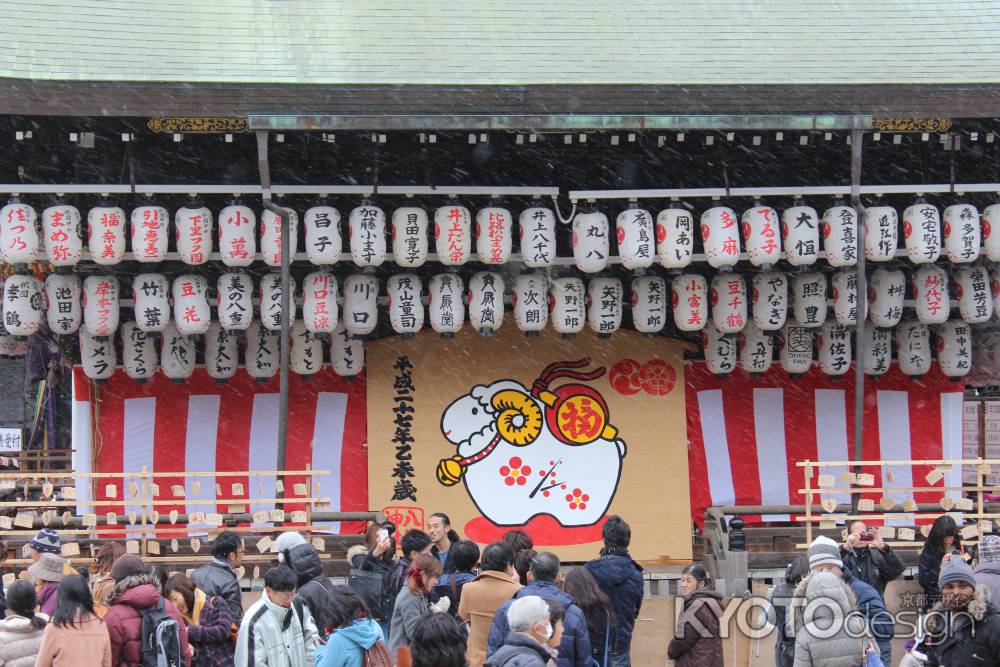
left=331, top=320, right=364, bottom=377
left=87, top=205, right=127, bottom=265
left=512, top=273, right=546, bottom=336
left=259, top=273, right=298, bottom=333
left=821, top=204, right=858, bottom=267
left=549, top=276, right=585, bottom=337
left=172, top=275, right=211, bottom=337
left=42, top=203, right=83, bottom=267
left=468, top=271, right=504, bottom=335
left=752, top=271, right=788, bottom=331
left=863, top=205, right=898, bottom=262
left=80, top=330, right=116, bottom=381
left=343, top=273, right=378, bottom=337
left=82, top=275, right=120, bottom=338
left=216, top=272, right=253, bottom=331
left=44, top=273, right=81, bottom=335
left=391, top=206, right=427, bottom=268
left=703, top=324, right=736, bottom=376
left=817, top=322, right=851, bottom=376
left=349, top=202, right=387, bottom=268
left=304, top=205, right=342, bottom=265
left=260, top=206, right=299, bottom=268
left=291, top=321, right=323, bottom=377
left=572, top=212, right=610, bottom=273
left=587, top=277, right=622, bottom=337
left=160, top=322, right=195, bottom=383
left=520, top=207, right=556, bottom=268
left=672, top=274, right=708, bottom=332
left=615, top=207, right=654, bottom=270
left=130, top=203, right=169, bottom=263
left=131, top=273, right=170, bottom=333
left=2, top=274, right=44, bottom=337
left=913, top=265, right=950, bottom=325
left=937, top=320, right=972, bottom=379
left=386, top=273, right=423, bottom=338
left=0, top=199, right=39, bottom=265
left=869, top=268, right=905, bottom=328
left=943, top=203, right=981, bottom=263
left=656, top=208, right=695, bottom=269
left=781, top=203, right=819, bottom=266
left=832, top=270, right=865, bottom=326
left=121, top=321, right=158, bottom=383
left=245, top=321, right=277, bottom=382
left=701, top=206, right=741, bottom=269
left=218, top=203, right=257, bottom=266
left=956, top=266, right=992, bottom=324
left=897, top=320, right=931, bottom=377
left=778, top=324, right=813, bottom=375
left=631, top=275, right=667, bottom=335
left=710, top=273, right=747, bottom=334
left=863, top=326, right=892, bottom=378
left=302, top=271, right=339, bottom=335
left=434, top=204, right=471, bottom=266
left=902, top=200, right=940, bottom=264
left=792, top=272, right=827, bottom=328
left=741, top=204, right=782, bottom=267
left=984, top=201, right=1000, bottom=262
left=204, top=322, right=238, bottom=383
left=173, top=204, right=212, bottom=265
left=476, top=204, right=513, bottom=265
left=738, top=322, right=773, bottom=375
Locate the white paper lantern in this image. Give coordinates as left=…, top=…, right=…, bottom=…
left=863, top=205, right=898, bottom=262
left=937, top=320, right=972, bottom=379
left=44, top=273, right=81, bottom=335
left=204, top=322, right=238, bottom=383
left=672, top=274, right=708, bottom=332
left=259, top=274, right=298, bottom=333
left=572, top=212, right=610, bottom=273
left=476, top=205, right=513, bottom=265
left=739, top=322, right=773, bottom=375
left=710, top=273, right=747, bottom=334
left=87, top=205, right=127, bottom=265
left=82, top=276, right=120, bottom=338
left=741, top=204, right=781, bottom=267
left=468, top=272, right=504, bottom=335
left=160, top=323, right=195, bottom=382
left=897, top=320, right=931, bottom=376
left=779, top=324, right=814, bottom=375
left=216, top=272, right=253, bottom=331
left=821, top=205, right=858, bottom=267
left=245, top=321, right=277, bottom=381
left=703, top=325, right=736, bottom=376
left=331, top=320, right=364, bottom=377
left=832, top=270, right=866, bottom=326
left=174, top=205, right=213, bottom=265
left=792, top=272, right=827, bottom=328
left=80, top=330, right=117, bottom=381
left=519, top=207, right=556, bottom=268
left=342, top=274, right=378, bottom=337
left=130, top=204, right=169, bottom=263
left=260, top=207, right=299, bottom=267
left=426, top=273, right=463, bottom=337
left=218, top=204, right=256, bottom=266
left=172, top=275, right=211, bottom=336
left=781, top=204, right=819, bottom=266
left=302, top=271, right=339, bottom=334
left=984, top=202, right=1000, bottom=262
left=121, top=321, right=158, bottom=383
left=752, top=271, right=788, bottom=331
left=0, top=200, right=39, bottom=264
left=588, top=277, right=622, bottom=336
left=434, top=204, right=471, bottom=266
left=131, top=273, right=170, bottom=333
left=655, top=208, right=695, bottom=268
left=944, top=203, right=981, bottom=263
left=291, top=321, right=323, bottom=377
left=391, top=207, right=427, bottom=268
left=863, top=326, right=892, bottom=377
left=2, top=275, right=43, bottom=337
left=512, top=273, right=546, bottom=336
left=386, top=273, right=423, bottom=338
left=817, top=322, right=851, bottom=376
left=913, top=265, right=950, bottom=325
left=41, top=204, right=83, bottom=267
left=956, top=266, right=993, bottom=324
left=549, top=277, right=585, bottom=337
left=630, top=275, right=667, bottom=335
left=304, top=205, right=342, bottom=265
left=349, top=203, right=388, bottom=267
left=615, top=207, right=654, bottom=270
left=869, top=268, right=906, bottom=328
left=902, top=201, right=941, bottom=264
left=701, top=206, right=741, bottom=269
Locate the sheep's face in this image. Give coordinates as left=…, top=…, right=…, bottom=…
left=440, top=380, right=526, bottom=458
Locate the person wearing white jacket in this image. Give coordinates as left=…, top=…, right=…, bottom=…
left=235, top=566, right=319, bottom=667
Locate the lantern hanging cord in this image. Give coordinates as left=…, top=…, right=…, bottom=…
left=550, top=194, right=577, bottom=225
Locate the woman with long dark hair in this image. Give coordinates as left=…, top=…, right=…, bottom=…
left=88, top=542, right=125, bottom=609
left=0, top=580, right=48, bottom=666
left=918, top=514, right=963, bottom=610
left=316, top=586, right=385, bottom=667
left=35, top=575, right=111, bottom=667
left=770, top=555, right=809, bottom=667
left=564, top=566, right=615, bottom=666
left=410, top=612, right=468, bottom=667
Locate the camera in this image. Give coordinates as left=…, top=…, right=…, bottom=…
left=859, top=530, right=876, bottom=542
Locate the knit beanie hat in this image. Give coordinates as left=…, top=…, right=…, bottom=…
left=980, top=535, right=1000, bottom=564
left=29, top=527, right=60, bottom=555
left=275, top=531, right=307, bottom=562
left=109, top=553, right=147, bottom=582
left=939, top=556, right=977, bottom=589
left=808, top=535, right=844, bottom=570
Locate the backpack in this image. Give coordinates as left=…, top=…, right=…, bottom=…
left=138, top=598, right=183, bottom=667
left=363, top=638, right=393, bottom=667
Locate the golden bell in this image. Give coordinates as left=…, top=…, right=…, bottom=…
left=436, top=456, right=465, bottom=486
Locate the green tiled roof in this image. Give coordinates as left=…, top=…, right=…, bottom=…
left=2, top=0, right=999, bottom=85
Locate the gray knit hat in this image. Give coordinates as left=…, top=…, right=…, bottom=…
left=980, top=535, right=1000, bottom=565
left=808, top=535, right=844, bottom=570
left=939, top=557, right=976, bottom=589
left=29, top=528, right=60, bottom=555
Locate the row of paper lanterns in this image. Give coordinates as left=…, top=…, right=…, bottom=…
left=4, top=198, right=1000, bottom=272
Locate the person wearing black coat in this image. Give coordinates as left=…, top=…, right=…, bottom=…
left=839, top=521, right=905, bottom=600
left=768, top=556, right=808, bottom=667
left=917, top=515, right=962, bottom=611
left=583, top=516, right=643, bottom=667
left=283, top=542, right=336, bottom=637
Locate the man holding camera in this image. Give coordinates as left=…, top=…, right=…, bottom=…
left=841, top=519, right=906, bottom=600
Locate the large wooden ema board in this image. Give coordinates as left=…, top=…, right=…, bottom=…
left=366, top=326, right=691, bottom=562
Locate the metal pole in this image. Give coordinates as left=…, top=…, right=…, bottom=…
left=256, top=130, right=291, bottom=471
left=851, top=128, right=866, bottom=470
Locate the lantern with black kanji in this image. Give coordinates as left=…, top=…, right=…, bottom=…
left=817, top=322, right=851, bottom=377
left=259, top=273, right=298, bottom=333
left=428, top=273, right=465, bottom=337
left=80, top=330, right=117, bottom=382
left=512, top=273, right=547, bottom=336
left=752, top=271, right=788, bottom=331
left=937, top=320, right=972, bottom=379
left=290, top=321, right=323, bottom=377
left=631, top=275, right=667, bottom=336
left=121, top=321, right=158, bottom=383
left=615, top=207, right=654, bottom=270
left=703, top=324, right=736, bottom=376
left=2, top=275, right=44, bottom=337
left=656, top=208, right=695, bottom=269
left=869, top=268, right=905, bottom=328
left=204, top=322, right=238, bottom=383
left=304, top=204, right=342, bottom=265
left=781, top=203, right=819, bottom=267
left=587, top=277, right=622, bottom=337
left=216, top=272, right=253, bottom=331
left=132, top=273, right=170, bottom=333
left=391, top=206, right=427, bottom=268
left=821, top=204, right=858, bottom=267
left=386, top=273, right=424, bottom=338
left=331, top=320, right=364, bottom=377
left=349, top=202, right=387, bottom=268
left=468, top=271, right=504, bottom=336
left=902, top=200, right=940, bottom=264
left=864, top=326, right=892, bottom=378
left=863, top=204, right=898, bottom=262
left=342, top=273, right=377, bottom=337
left=549, top=276, right=585, bottom=337
left=832, top=270, right=864, bottom=326
left=738, top=322, right=773, bottom=376
left=956, top=266, right=993, bottom=324
left=160, top=322, right=195, bottom=383
left=519, top=207, right=556, bottom=268
left=984, top=201, right=1000, bottom=262
left=897, top=320, right=931, bottom=377
left=792, top=272, right=827, bottom=328
left=245, top=321, right=277, bottom=382
left=44, top=273, right=81, bottom=335
left=572, top=212, right=610, bottom=273
left=778, top=324, right=813, bottom=376
left=943, top=203, right=981, bottom=263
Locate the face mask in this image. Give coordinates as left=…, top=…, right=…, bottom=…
left=543, top=622, right=553, bottom=640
